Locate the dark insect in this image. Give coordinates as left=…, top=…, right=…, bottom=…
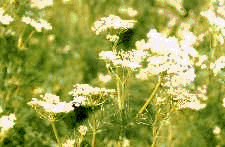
left=118, top=29, right=135, bottom=51
left=63, top=102, right=102, bottom=129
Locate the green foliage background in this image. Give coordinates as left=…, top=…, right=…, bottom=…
left=0, top=0, right=224, bottom=146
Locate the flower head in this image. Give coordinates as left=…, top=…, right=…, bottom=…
left=78, top=125, right=88, bottom=136
left=119, top=6, right=138, bottom=17
left=22, top=16, right=52, bottom=32
left=210, top=56, right=225, bottom=76
left=0, top=114, right=16, bottom=134
left=69, top=84, right=116, bottom=107
left=0, top=7, right=13, bottom=25
left=98, top=73, right=112, bottom=83
left=92, top=15, right=136, bottom=35
left=30, top=0, right=53, bottom=9
left=27, top=93, right=74, bottom=113
left=62, top=139, right=75, bottom=147
left=213, top=126, right=221, bottom=135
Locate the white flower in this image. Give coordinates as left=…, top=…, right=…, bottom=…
left=106, top=34, right=119, bottom=42
left=136, top=28, right=197, bottom=87
left=30, top=18, right=52, bottom=32
left=69, top=84, right=116, bottom=107
left=69, top=84, right=115, bottom=97
left=99, top=51, right=118, bottom=61
left=22, top=16, right=52, bottom=32
left=0, top=15, right=13, bottom=25
left=201, top=9, right=225, bottom=28
left=135, top=39, right=151, bottom=51
left=22, top=16, right=33, bottom=24
left=62, top=139, right=75, bottom=147
left=179, top=98, right=206, bottom=110
left=135, top=68, right=149, bottom=80
left=163, top=0, right=184, bottom=14
left=32, top=87, right=44, bottom=95
left=119, top=6, right=138, bottom=17
left=127, top=7, right=138, bottom=17
left=30, top=0, right=53, bottom=9
left=210, top=56, right=225, bottom=76
left=40, top=93, right=60, bottom=104
left=0, top=114, right=16, bottom=133
left=78, top=125, right=88, bottom=136
left=99, top=73, right=112, bottom=83
left=195, top=55, right=208, bottom=66
left=123, top=138, right=130, bottom=147
left=0, top=8, right=4, bottom=15
left=92, top=15, right=136, bottom=35
left=147, top=29, right=180, bottom=55
left=27, top=93, right=74, bottom=113
left=213, top=126, right=221, bottom=135
left=101, top=49, right=146, bottom=70
left=0, top=8, right=13, bottom=25
left=42, top=102, right=74, bottom=113
left=72, top=96, right=86, bottom=107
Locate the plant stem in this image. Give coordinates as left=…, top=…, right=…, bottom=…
left=92, top=114, right=96, bottom=147
left=138, top=75, right=161, bottom=114
left=50, top=121, right=61, bottom=147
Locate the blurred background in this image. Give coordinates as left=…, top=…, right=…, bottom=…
left=0, top=0, right=224, bottom=146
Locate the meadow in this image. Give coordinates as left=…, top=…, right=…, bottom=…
left=0, top=0, right=224, bottom=146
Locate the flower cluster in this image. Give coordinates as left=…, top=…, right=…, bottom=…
left=78, top=125, right=88, bottom=136
left=62, top=139, right=75, bottom=147
left=106, top=34, right=119, bottom=42
left=160, top=86, right=207, bottom=110
left=92, top=15, right=136, bottom=35
left=119, top=6, right=138, bottom=17
left=195, top=55, right=208, bottom=69
left=122, top=137, right=130, bottom=147
left=179, top=98, right=207, bottom=110
left=0, top=114, right=16, bottom=134
left=69, top=84, right=116, bottom=107
left=72, top=96, right=86, bottom=107
left=156, top=0, right=184, bottom=14
left=210, top=56, right=225, bottom=76
left=22, top=16, right=52, bottom=32
left=135, top=29, right=197, bottom=87
left=69, top=84, right=116, bottom=96
left=30, top=0, right=53, bottom=9
left=98, top=73, right=112, bottom=83
left=200, top=7, right=225, bottom=45
left=27, top=93, right=74, bottom=113
left=99, top=49, right=147, bottom=70
left=0, top=8, right=13, bottom=25
left=213, top=126, right=221, bottom=135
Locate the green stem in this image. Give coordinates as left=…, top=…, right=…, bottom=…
left=138, top=75, right=161, bottom=114
left=116, top=67, right=122, bottom=111
left=50, top=121, right=61, bottom=147
left=92, top=114, right=96, bottom=147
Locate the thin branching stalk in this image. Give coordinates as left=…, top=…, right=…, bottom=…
left=116, top=67, right=122, bottom=110
left=50, top=121, right=61, bottom=147
left=167, top=123, right=172, bottom=147
left=92, top=114, right=97, bottom=147
left=25, top=30, right=35, bottom=44
left=138, top=75, right=161, bottom=114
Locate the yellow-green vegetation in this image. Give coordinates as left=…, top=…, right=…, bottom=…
left=0, top=0, right=224, bottom=147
